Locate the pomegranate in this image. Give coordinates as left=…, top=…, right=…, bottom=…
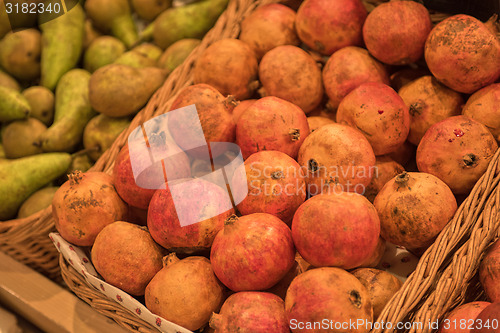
left=259, top=45, right=323, bottom=113
left=424, top=14, right=500, bottom=93
left=363, top=1, right=431, bottom=65
left=193, top=38, right=258, bottom=100
left=399, top=75, right=464, bottom=145
left=390, top=67, right=431, bottom=92
left=439, top=302, right=491, bottom=333
left=147, top=178, right=234, bottom=253
left=210, top=213, right=295, bottom=291
left=416, top=115, right=498, bottom=194
left=292, top=191, right=380, bottom=269
left=373, top=172, right=457, bottom=249
left=351, top=268, right=402, bottom=320
left=113, top=137, right=190, bottom=210
left=210, top=292, right=289, bottom=333
left=231, top=150, right=306, bottom=224
left=295, top=0, right=367, bottom=55
left=479, top=239, right=500, bottom=303
left=239, top=4, right=300, bottom=60
left=168, top=83, right=237, bottom=158
left=145, top=254, right=225, bottom=331
left=236, top=96, right=310, bottom=160
left=337, top=82, right=410, bottom=156
left=462, top=83, right=500, bottom=143
left=297, top=123, right=376, bottom=195
left=91, top=221, right=163, bottom=296
left=286, top=267, right=372, bottom=333
left=53, top=171, right=128, bottom=246
left=364, top=156, right=405, bottom=203
left=471, top=303, right=500, bottom=333
left=322, top=46, right=390, bottom=110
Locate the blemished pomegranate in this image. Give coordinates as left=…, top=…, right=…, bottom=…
left=295, top=0, right=367, bottom=55
left=373, top=172, right=457, bottom=249
left=259, top=45, right=323, bottom=114
left=236, top=96, right=310, bottom=160
left=416, top=115, right=498, bottom=194
left=239, top=4, right=300, bottom=60
left=351, top=268, right=402, bottom=320
left=322, top=46, right=390, bottom=110
left=297, top=123, right=376, bottom=195
left=168, top=83, right=237, bottom=158
left=53, top=171, right=128, bottom=246
left=439, top=302, right=491, bottom=333
left=91, top=221, right=163, bottom=296
left=424, top=14, right=500, bottom=94
left=462, top=83, right=500, bottom=143
left=193, top=38, right=258, bottom=99
left=210, top=213, right=295, bottom=291
left=147, top=178, right=234, bottom=253
left=292, top=191, right=380, bottom=269
left=479, top=239, right=500, bottom=303
left=285, top=267, right=373, bottom=333
left=209, top=292, right=289, bottom=333
left=399, top=75, right=464, bottom=145
left=336, top=82, right=410, bottom=156
left=231, top=150, right=306, bottom=224
left=145, top=254, right=225, bottom=331
left=362, top=0, right=432, bottom=65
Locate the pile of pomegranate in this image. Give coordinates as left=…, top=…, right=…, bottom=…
left=53, top=0, right=500, bottom=332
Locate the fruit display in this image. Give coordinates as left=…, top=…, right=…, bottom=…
left=0, top=0, right=228, bottom=221
left=2, top=0, right=500, bottom=332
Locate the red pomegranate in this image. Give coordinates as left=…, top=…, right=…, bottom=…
left=232, top=150, right=306, bottom=224
left=295, top=0, right=367, bottom=55
left=416, top=115, right=498, bottom=194
left=297, top=123, right=376, bottom=195
left=210, top=292, right=289, bottom=333
left=337, top=82, right=410, bottom=156
left=462, top=83, right=500, bottom=143
left=236, top=96, right=310, bottom=160
left=424, top=14, right=500, bottom=94
left=147, top=178, right=234, bottom=252
left=479, top=239, right=500, bottom=303
left=323, top=46, right=389, bottom=110
left=439, top=302, right=491, bottom=333
left=362, top=1, right=432, bottom=65
left=292, top=191, right=380, bottom=269
left=210, top=213, right=295, bottom=291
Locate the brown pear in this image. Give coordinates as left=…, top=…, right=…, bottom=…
left=2, top=118, right=46, bottom=158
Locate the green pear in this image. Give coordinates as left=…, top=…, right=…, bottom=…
left=158, top=38, right=201, bottom=74
left=142, top=0, right=228, bottom=49
left=83, top=19, right=102, bottom=50
left=113, top=50, right=157, bottom=68
left=132, top=43, right=163, bottom=61
left=0, top=152, right=71, bottom=220
left=83, top=114, right=130, bottom=161
left=37, top=69, right=96, bottom=152
left=84, top=36, right=126, bottom=73
left=17, top=186, right=59, bottom=218
left=0, top=29, right=41, bottom=81
left=131, top=0, right=171, bottom=21
left=0, top=70, right=20, bottom=91
left=39, top=3, right=85, bottom=90
left=67, top=153, right=93, bottom=173
left=89, top=64, right=167, bottom=117
left=0, top=86, right=31, bottom=121
left=2, top=117, right=46, bottom=158
left=85, top=0, right=138, bottom=48
left=22, top=86, right=55, bottom=126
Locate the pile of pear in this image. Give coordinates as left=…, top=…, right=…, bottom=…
left=0, top=0, right=229, bottom=221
